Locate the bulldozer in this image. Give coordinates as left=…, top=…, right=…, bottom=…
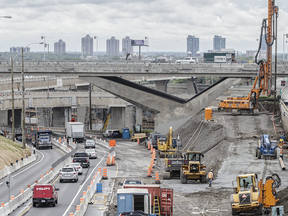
left=231, top=173, right=281, bottom=215
left=157, top=127, right=178, bottom=158
left=180, top=151, right=206, bottom=184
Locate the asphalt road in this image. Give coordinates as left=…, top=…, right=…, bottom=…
left=11, top=141, right=108, bottom=216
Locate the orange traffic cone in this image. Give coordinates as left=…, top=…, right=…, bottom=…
left=98, top=167, right=102, bottom=175
left=147, top=142, right=151, bottom=150
left=147, top=166, right=152, bottom=177
left=112, top=156, right=115, bottom=165
left=102, top=167, right=108, bottom=180
left=151, top=145, right=153, bottom=154
left=155, top=171, right=160, bottom=184
left=106, top=154, right=111, bottom=166
left=137, top=139, right=140, bottom=145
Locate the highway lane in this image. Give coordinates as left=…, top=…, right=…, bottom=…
left=0, top=144, right=64, bottom=204
left=21, top=143, right=107, bottom=216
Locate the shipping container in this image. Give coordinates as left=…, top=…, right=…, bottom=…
left=117, top=188, right=151, bottom=215
left=123, top=185, right=173, bottom=216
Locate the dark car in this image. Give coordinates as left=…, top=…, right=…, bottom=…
left=111, top=130, right=122, bottom=138
left=150, top=58, right=167, bottom=63
left=15, top=133, right=22, bottom=141
left=0, top=130, right=5, bottom=137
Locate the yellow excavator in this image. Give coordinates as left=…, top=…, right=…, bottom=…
left=220, top=0, right=278, bottom=115
left=231, top=173, right=281, bottom=215
left=157, top=127, right=178, bottom=158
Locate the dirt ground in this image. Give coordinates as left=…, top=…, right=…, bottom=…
left=108, top=106, right=288, bottom=216
left=0, top=136, right=31, bottom=170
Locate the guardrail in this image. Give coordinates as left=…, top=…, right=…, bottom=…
left=0, top=137, right=74, bottom=216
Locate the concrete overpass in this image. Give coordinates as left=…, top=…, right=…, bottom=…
left=1, top=61, right=286, bottom=133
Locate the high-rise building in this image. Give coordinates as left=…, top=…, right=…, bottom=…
left=122, top=36, right=133, bottom=56
left=10, top=46, right=30, bottom=53
left=187, top=35, right=199, bottom=56
left=81, top=35, right=93, bottom=55
left=54, top=39, right=66, bottom=53
left=213, top=35, right=226, bottom=51
left=106, top=36, right=119, bottom=56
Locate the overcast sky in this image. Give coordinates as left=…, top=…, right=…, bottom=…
left=0, top=0, right=288, bottom=53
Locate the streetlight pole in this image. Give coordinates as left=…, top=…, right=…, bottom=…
left=10, top=58, right=14, bottom=141
left=41, top=36, right=46, bottom=60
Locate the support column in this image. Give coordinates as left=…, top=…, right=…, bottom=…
left=111, top=107, right=125, bottom=129
left=187, top=77, right=198, bottom=94
left=125, top=105, right=135, bottom=129
left=52, top=107, right=65, bottom=127
left=154, top=80, right=169, bottom=92
left=135, top=107, right=142, bottom=126
left=0, top=110, right=8, bottom=126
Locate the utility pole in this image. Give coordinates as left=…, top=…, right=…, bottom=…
left=11, top=58, right=15, bottom=141
left=89, top=83, right=92, bottom=130
left=21, top=47, right=26, bottom=149
left=274, top=11, right=278, bottom=112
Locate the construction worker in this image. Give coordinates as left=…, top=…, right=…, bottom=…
left=279, top=139, right=284, bottom=148
left=280, top=147, right=284, bottom=160
left=208, top=169, right=213, bottom=187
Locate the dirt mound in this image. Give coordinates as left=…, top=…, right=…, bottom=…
left=0, top=136, right=31, bottom=170
left=276, top=187, right=288, bottom=213
left=174, top=111, right=228, bottom=178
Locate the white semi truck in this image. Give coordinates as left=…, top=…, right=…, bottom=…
left=66, top=122, right=85, bottom=143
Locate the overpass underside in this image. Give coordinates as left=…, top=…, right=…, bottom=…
left=79, top=76, right=243, bottom=134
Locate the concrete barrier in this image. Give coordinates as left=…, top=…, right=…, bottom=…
left=0, top=146, right=36, bottom=180
left=72, top=171, right=102, bottom=216
left=0, top=139, right=74, bottom=216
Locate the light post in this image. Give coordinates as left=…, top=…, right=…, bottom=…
left=41, top=36, right=46, bottom=60
left=145, top=36, right=149, bottom=56
left=11, top=42, right=43, bottom=148
left=45, top=43, right=49, bottom=61
left=283, top=34, right=288, bottom=61
left=93, top=36, right=98, bottom=59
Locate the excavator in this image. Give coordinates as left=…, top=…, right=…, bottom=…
left=220, top=0, right=279, bottom=115
left=157, top=127, right=178, bottom=158
left=231, top=173, right=281, bottom=215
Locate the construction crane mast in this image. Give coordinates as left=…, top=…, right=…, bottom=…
left=219, top=0, right=279, bottom=115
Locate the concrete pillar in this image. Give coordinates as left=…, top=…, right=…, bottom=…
left=0, top=110, right=8, bottom=126
left=52, top=107, right=65, bottom=127
left=135, top=107, right=142, bottom=126
left=76, top=106, right=87, bottom=123
left=64, top=107, right=71, bottom=123
left=125, top=105, right=135, bottom=130
left=187, top=77, right=198, bottom=94
left=154, top=80, right=169, bottom=92
left=111, top=107, right=125, bottom=129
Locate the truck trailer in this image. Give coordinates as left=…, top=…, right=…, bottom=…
left=66, top=122, right=85, bottom=143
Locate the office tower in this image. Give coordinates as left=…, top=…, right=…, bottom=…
left=213, top=35, right=226, bottom=51
left=81, top=35, right=93, bottom=55
left=187, top=35, right=199, bottom=56
left=54, top=39, right=66, bottom=53
left=106, top=36, right=119, bottom=56
left=10, top=46, right=30, bottom=53
left=122, top=36, right=133, bottom=55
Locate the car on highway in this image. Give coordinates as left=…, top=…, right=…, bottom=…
left=32, top=184, right=59, bottom=207
left=111, top=130, right=122, bottom=138
left=85, top=149, right=97, bottom=159
left=15, top=133, right=22, bottom=141
left=68, top=162, right=83, bottom=175
left=72, top=152, right=90, bottom=168
left=103, top=129, right=113, bottom=137
left=85, top=139, right=95, bottom=148
left=59, top=166, right=78, bottom=183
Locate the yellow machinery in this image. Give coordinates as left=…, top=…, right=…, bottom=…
left=157, top=127, right=177, bottom=158
left=130, top=124, right=147, bottom=142
left=219, top=0, right=279, bottom=115
left=231, top=173, right=281, bottom=215
left=180, top=151, right=206, bottom=184
left=163, top=150, right=185, bottom=179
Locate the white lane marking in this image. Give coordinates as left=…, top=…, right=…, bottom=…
left=12, top=149, right=45, bottom=178
left=62, top=155, right=105, bottom=216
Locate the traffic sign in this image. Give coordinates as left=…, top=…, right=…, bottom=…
left=109, top=140, right=116, bottom=147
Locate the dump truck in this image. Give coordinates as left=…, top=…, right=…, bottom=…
left=230, top=173, right=281, bottom=215
left=146, top=132, right=162, bottom=149
left=66, top=122, right=84, bottom=143
left=256, top=134, right=278, bottom=159
left=163, top=151, right=184, bottom=179
left=180, top=151, right=206, bottom=184
left=32, top=130, right=52, bottom=149
left=131, top=125, right=147, bottom=142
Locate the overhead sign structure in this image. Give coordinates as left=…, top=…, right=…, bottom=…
left=131, top=39, right=148, bottom=60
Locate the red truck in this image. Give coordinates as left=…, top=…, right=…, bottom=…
left=32, top=184, right=59, bottom=207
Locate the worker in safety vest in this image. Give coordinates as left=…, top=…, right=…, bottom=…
left=280, top=147, right=284, bottom=160
left=279, top=139, right=284, bottom=147
left=208, top=169, right=213, bottom=187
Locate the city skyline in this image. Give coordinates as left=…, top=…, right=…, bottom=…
left=0, top=0, right=288, bottom=53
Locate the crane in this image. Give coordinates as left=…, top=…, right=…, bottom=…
left=219, top=0, right=279, bottom=115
